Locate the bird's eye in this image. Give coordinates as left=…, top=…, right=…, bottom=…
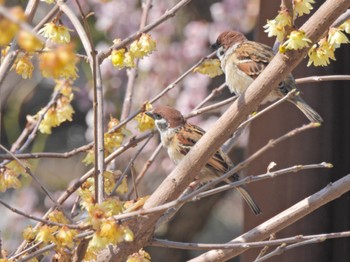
left=154, top=113, right=161, bottom=120
left=219, top=50, right=225, bottom=56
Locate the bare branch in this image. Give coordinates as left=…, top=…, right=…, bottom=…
left=296, top=75, right=350, bottom=85
left=150, top=230, right=350, bottom=250
left=189, top=173, right=350, bottom=262
left=0, top=199, right=86, bottom=230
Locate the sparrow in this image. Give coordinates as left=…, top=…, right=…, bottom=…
left=212, top=30, right=323, bottom=123
left=146, top=105, right=261, bottom=215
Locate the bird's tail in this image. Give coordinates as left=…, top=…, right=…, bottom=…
left=290, top=96, right=323, bottom=123
left=236, top=186, right=261, bottom=215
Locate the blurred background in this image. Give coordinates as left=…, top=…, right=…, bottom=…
left=0, top=0, right=349, bottom=261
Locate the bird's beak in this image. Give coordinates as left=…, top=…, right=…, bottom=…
left=145, top=111, right=154, bottom=119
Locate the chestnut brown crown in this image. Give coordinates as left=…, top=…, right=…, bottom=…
left=212, top=30, right=248, bottom=51
left=148, top=106, right=186, bottom=128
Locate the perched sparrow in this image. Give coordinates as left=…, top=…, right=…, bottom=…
left=146, top=105, right=261, bottom=215
left=212, top=30, right=323, bottom=123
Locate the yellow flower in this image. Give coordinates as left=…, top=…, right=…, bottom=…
left=48, top=210, right=70, bottom=224
left=0, top=7, right=25, bottom=46
left=78, top=185, right=95, bottom=210
left=0, top=167, right=22, bottom=192
left=55, top=226, right=77, bottom=248
left=37, top=89, right=74, bottom=134
left=111, top=48, right=126, bottom=68
left=6, top=160, right=27, bottom=175
left=39, top=22, right=71, bottom=44
left=127, top=249, right=151, bottom=262
left=129, top=34, right=156, bottom=58
left=35, top=225, right=55, bottom=243
left=99, top=220, right=124, bottom=244
left=307, top=38, right=335, bottom=67
left=100, top=197, right=123, bottom=217
left=135, top=102, right=154, bottom=132
left=110, top=49, right=136, bottom=68
left=264, top=10, right=292, bottom=42
left=339, top=19, right=350, bottom=34
left=138, top=34, right=156, bottom=55
left=103, top=171, right=119, bottom=195
left=328, top=27, right=349, bottom=48
left=18, top=30, right=44, bottom=52
left=123, top=51, right=135, bottom=68
left=104, top=117, right=130, bottom=153
left=193, top=58, right=223, bottom=78
left=56, top=96, right=74, bottom=122
left=282, top=30, right=311, bottom=50
left=38, top=107, right=60, bottom=134
left=82, top=150, right=94, bottom=166
left=89, top=232, right=109, bottom=250
left=294, top=0, right=315, bottom=17
left=55, top=80, right=74, bottom=98
left=13, top=55, right=34, bottom=79
left=39, top=44, right=78, bottom=80
left=23, top=226, right=37, bottom=241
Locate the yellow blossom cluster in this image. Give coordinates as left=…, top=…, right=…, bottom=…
left=37, top=80, right=75, bottom=134
left=39, top=21, right=72, bottom=44
left=264, top=9, right=292, bottom=42
left=83, top=117, right=130, bottom=165
left=77, top=180, right=133, bottom=260
left=39, top=44, right=78, bottom=80
left=13, top=55, right=34, bottom=79
left=294, top=0, right=315, bottom=18
left=281, top=30, right=311, bottom=51
left=18, top=30, right=44, bottom=53
left=110, top=34, right=156, bottom=69
left=0, top=7, right=25, bottom=47
left=193, top=58, right=224, bottom=78
left=308, top=23, right=350, bottom=67
left=0, top=161, right=28, bottom=192
left=134, top=102, right=155, bottom=132
left=23, top=211, right=78, bottom=253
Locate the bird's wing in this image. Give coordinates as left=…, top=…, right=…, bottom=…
left=234, top=41, right=274, bottom=79
left=176, top=124, right=232, bottom=173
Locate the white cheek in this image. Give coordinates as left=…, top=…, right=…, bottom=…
left=155, top=119, right=168, bottom=132
left=216, top=47, right=225, bottom=61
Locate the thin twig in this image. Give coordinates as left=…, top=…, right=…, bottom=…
left=193, top=162, right=331, bottom=201
left=150, top=231, right=350, bottom=251
left=0, top=199, right=86, bottom=230
left=97, top=0, right=193, bottom=62
left=193, top=83, right=227, bottom=110
left=254, top=238, right=326, bottom=262
left=0, top=144, right=57, bottom=205
left=110, top=134, right=153, bottom=196
left=331, top=9, right=350, bottom=27
left=11, top=88, right=61, bottom=153
left=296, top=75, right=350, bottom=85
left=185, top=96, right=237, bottom=119
left=127, top=143, right=162, bottom=199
